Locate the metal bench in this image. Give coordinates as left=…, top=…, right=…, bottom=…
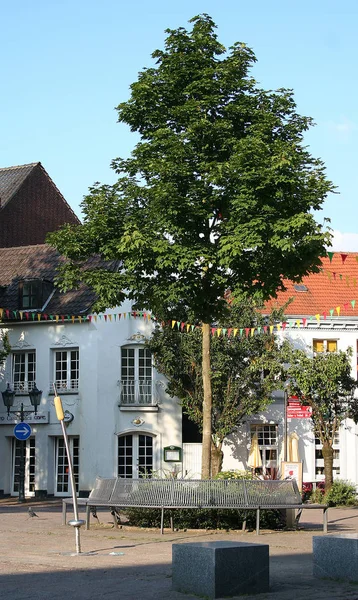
left=62, top=476, right=328, bottom=534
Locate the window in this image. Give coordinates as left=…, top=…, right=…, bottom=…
left=313, top=339, right=337, bottom=354
left=12, top=438, right=35, bottom=496
left=55, top=436, right=79, bottom=495
left=52, top=349, right=79, bottom=392
left=293, top=284, right=308, bottom=292
left=118, top=433, right=154, bottom=478
left=18, top=279, right=53, bottom=310
left=12, top=351, right=36, bottom=392
left=315, top=431, right=340, bottom=479
left=250, top=424, right=278, bottom=474
left=120, top=346, right=153, bottom=405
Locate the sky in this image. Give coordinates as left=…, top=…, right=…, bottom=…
left=1, top=0, right=357, bottom=250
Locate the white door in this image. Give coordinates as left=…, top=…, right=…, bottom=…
left=55, top=436, right=79, bottom=496
left=118, top=433, right=154, bottom=478
left=183, top=443, right=202, bottom=479
left=12, top=438, right=35, bottom=496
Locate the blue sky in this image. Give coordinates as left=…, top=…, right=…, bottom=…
left=1, top=0, right=357, bottom=249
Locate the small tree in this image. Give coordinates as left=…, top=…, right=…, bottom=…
left=0, top=331, right=10, bottom=364
left=284, top=347, right=358, bottom=490
left=48, top=15, right=333, bottom=477
left=148, top=302, right=284, bottom=476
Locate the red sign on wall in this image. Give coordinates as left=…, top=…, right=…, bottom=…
left=287, top=398, right=312, bottom=419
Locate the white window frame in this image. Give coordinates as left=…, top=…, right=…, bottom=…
left=120, top=345, right=153, bottom=405
left=315, top=431, right=340, bottom=480
left=12, top=351, right=36, bottom=393
left=55, top=436, right=79, bottom=496
left=51, top=348, right=79, bottom=393
left=250, top=424, right=278, bottom=473
left=12, top=437, right=36, bottom=496
left=117, top=432, right=155, bottom=478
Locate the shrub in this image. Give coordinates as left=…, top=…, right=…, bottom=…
left=310, top=488, right=325, bottom=504
left=324, top=480, right=357, bottom=506
left=125, top=506, right=285, bottom=530
left=214, top=470, right=253, bottom=480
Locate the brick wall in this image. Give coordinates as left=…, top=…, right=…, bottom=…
left=0, top=164, right=80, bottom=247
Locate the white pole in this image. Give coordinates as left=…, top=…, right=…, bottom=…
left=54, top=385, right=84, bottom=554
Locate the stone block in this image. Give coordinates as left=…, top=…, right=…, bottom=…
left=172, top=540, right=269, bottom=598
left=313, top=534, right=358, bottom=582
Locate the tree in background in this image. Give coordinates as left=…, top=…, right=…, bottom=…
left=284, top=347, right=358, bottom=490
left=148, top=302, right=284, bottom=476
left=48, top=15, right=333, bottom=477
left=0, top=331, right=10, bottom=364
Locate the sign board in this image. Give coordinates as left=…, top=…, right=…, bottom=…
left=281, top=461, right=303, bottom=491
left=14, top=422, right=32, bottom=441
left=287, top=401, right=312, bottom=419
left=163, top=446, right=182, bottom=462
left=0, top=412, right=49, bottom=425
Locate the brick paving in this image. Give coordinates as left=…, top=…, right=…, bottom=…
left=1, top=500, right=358, bottom=599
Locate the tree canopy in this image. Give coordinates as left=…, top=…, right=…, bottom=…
left=284, top=347, right=358, bottom=489
left=48, top=14, right=334, bottom=476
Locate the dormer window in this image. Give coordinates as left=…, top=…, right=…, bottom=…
left=18, top=279, right=54, bottom=310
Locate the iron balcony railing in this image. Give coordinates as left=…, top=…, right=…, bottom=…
left=119, top=379, right=155, bottom=405
left=12, top=381, right=36, bottom=393
left=50, top=379, right=79, bottom=393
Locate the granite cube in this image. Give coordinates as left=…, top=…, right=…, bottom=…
left=313, top=534, right=358, bottom=582
left=172, top=541, right=269, bottom=598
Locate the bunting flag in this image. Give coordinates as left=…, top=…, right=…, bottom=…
left=327, top=252, right=335, bottom=262
left=341, top=253, right=348, bottom=263
left=1, top=296, right=358, bottom=340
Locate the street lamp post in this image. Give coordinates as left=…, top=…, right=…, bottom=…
left=1, top=384, right=42, bottom=503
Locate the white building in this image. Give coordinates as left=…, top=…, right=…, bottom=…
left=0, top=244, right=184, bottom=497
left=1, top=246, right=358, bottom=497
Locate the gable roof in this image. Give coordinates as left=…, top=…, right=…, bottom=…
left=264, top=252, right=358, bottom=317
left=0, top=163, right=38, bottom=208
left=0, top=244, right=119, bottom=317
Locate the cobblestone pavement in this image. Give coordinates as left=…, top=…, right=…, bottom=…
left=1, top=500, right=358, bottom=599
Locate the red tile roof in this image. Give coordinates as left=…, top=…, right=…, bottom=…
left=264, top=252, right=358, bottom=317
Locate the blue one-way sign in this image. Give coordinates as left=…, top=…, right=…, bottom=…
left=14, top=422, right=32, bottom=441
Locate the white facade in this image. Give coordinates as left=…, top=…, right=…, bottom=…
left=222, top=319, right=358, bottom=485
left=1, top=309, right=358, bottom=496
left=0, top=300, right=183, bottom=497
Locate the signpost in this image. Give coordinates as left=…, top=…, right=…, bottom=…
left=13, top=422, right=32, bottom=440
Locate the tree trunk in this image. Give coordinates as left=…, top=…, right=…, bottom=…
left=211, top=441, right=223, bottom=478
left=201, top=323, right=212, bottom=479
left=322, top=442, right=334, bottom=492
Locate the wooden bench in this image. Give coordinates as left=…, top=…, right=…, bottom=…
left=62, top=476, right=328, bottom=534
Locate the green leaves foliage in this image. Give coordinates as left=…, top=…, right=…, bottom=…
left=48, top=14, right=334, bottom=322
left=0, top=332, right=10, bottom=363
left=284, top=346, right=357, bottom=445
left=147, top=301, right=284, bottom=443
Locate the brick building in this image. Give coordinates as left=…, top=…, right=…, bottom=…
left=0, top=163, right=80, bottom=248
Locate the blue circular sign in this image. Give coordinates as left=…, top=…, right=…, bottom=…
left=14, top=422, right=32, bottom=441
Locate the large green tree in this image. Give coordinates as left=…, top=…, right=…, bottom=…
left=148, top=301, right=284, bottom=475
left=48, top=15, right=333, bottom=477
left=284, top=347, right=358, bottom=490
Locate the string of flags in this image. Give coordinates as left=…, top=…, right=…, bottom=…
left=1, top=251, right=358, bottom=337
left=0, top=308, right=153, bottom=324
